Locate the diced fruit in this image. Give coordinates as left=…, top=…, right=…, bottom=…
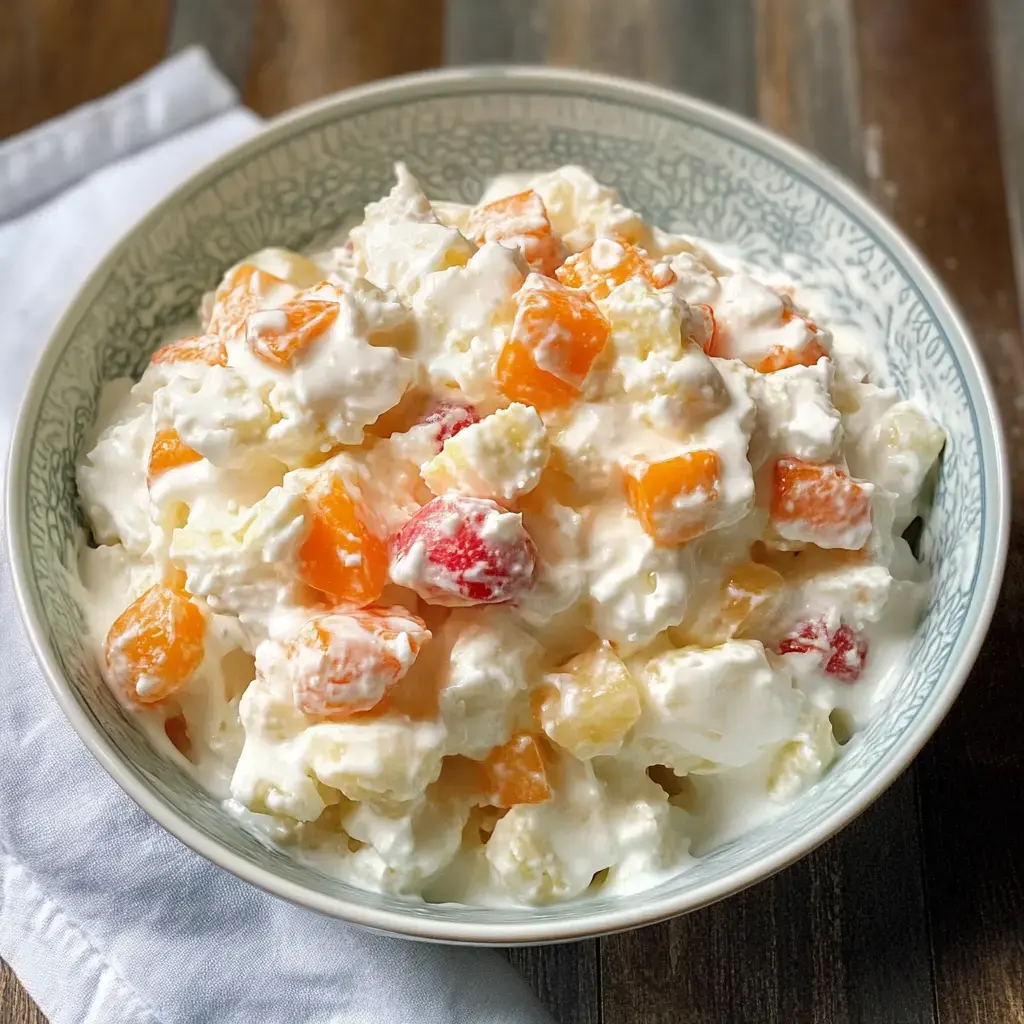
left=556, top=239, right=674, bottom=300
left=753, top=339, right=829, bottom=374
left=104, top=584, right=205, bottom=703
left=625, top=450, right=721, bottom=545
left=390, top=495, right=536, bottom=606
left=421, top=403, right=551, bottom=503
left=150, top=334, right=227, bottom=367
left=496, top=277, right=610, bottom=411
left=245, top=298, right=339, bottom=367
left=287, top=606, right=430, bottom=718
left=207, top=263, right=290, bottom=343
left=539, top=645, right=641, bottom=759
left=147, top=428, right=202, bottom=485
left=299, top=475, right=388, bottom=605
left=882, top=407, right=946, bottom=464
left=685, top=561, right=785, bottom=645
left=777, top=618, right=868, bottom=682
left=420, top=401, right=481, bottom=450
left=770, top=457, right=872, bottom=549
left=697, top=304, right=720, bottom=356
left=479, top=733, right=551, bottom=806
left=466, top=189, right=567, bottom=277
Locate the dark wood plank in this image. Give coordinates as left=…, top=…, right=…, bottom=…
left=853, top=4, right=1024, bottom=1022
left=0, top=0, right=173, bottom=141
left=166, top=0, right=260, bottom=90
left=0, top=962, right=47, bottom=1024
left=444, top=0, right=548, bottom=65
left=990, top=0, right=1024, bottom=312
left=243, top=0, right=445, bottom=118
left=508, top=943, right=602, bottom=1024
left=544, top=0, right=756, bottom=109
left=595, top=3, right=932, bottom=1021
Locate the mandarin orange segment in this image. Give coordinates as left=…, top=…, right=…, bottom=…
left=245, top=297, right=340, bottom=368
left=147, top=428, right=202, bottom=485
left=104, top=584, right=205, bottom=704
left=298, top=475, right=388, bottom=605
left=466, top=189, right=566, bottom=277
left=497, top=277, right=610, bottom=410
left=207, top=263, right=289, bottom=343
left=150, top=334, right=227, bottom=367
left=697, top=304, right=720, bottom=356
left=753, top=339, right=829, bottom=374
left=287, top=607, right=430, bottom=718
left=625, top=450, right=721, bottom=545
left=480, top=733, right=551, bottom=807
left=770, top=457, right=872, bottom=547
left=555, top=239, right=673, bottom=300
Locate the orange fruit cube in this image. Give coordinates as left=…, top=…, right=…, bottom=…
left=625, top=450, right=721, bottom=545
left=148, top=428, right=202, bottom=485
left=245, top=297, right=340, bottom=368
left=298, top=475, right=388, bottom=605
left=287, top=606, right=430, bottom=718
left=466, top=189, right=566, bottom=277
left=697, top=304, right=720, bottom=356
left=207, top=263, right=290, bottom=343
left=770, top=457, right=872, bottom=547
left=753, top=339, right=829, bottom=374
left=150, top=334, right=227, bottom=367
left=479, top=733, right=551, bottom=807
left=104, top=584, right=205, bottom=704
left=556, top=239, right=674, bottom=300
left=496, top=277, right=610, bottom=410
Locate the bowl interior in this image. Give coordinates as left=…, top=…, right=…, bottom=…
left=10, top=70, right=1003, bottom=942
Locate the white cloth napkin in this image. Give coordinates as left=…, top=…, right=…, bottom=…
left=0, top=48, right=555, bottom=1024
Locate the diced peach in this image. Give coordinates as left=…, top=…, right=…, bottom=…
left=207, top=263, right=289, bottom=343
left=753, top=339, right=829, bottom=374
left=479, top=733, right=551, bottom=807
left=556, top=239, right=674, bottom=300
left=150, top=334, right=227, bottom=367
left=497, top=277, right=610, bottom=410
left=104, top=584, right=205, bottom=704
left=287, top=607, right=430, bottom=718
left=147, top=428, right=202, bottom=485
left=245, top=298, right=340, bottom=367
left=299, top=475, right=388, bottom=605
left=466, top=190, right=567, bottom=276
left=770, top=457, right=872, bottom=548
left=697, top=304, right=720, bottom=356
left=625, top=450, right=721, bottom=545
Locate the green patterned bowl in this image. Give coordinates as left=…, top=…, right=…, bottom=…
left=6, top=68, right=1009, bottom=944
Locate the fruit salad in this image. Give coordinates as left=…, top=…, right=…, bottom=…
left=76, top=165, right=945, bottom=905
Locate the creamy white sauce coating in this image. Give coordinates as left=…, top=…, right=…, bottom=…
left=75, top=164, right=944, bottom=906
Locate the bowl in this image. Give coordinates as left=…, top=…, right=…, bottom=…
left=6, top=67, right=1009, bottom=944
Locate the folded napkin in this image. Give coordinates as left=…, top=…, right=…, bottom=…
left=0, top=48, right=554, bottom=1024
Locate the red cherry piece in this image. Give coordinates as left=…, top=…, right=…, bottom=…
left=421, top=401, right=481, bottom=449
left=390, top=495, right=536, bottom=606
left=777, top=618, right=867, bottom=683
left=825, top=624, right=868, bottom=682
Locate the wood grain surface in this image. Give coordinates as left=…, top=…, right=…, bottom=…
left=2, top=1, right=1022, bottom=1022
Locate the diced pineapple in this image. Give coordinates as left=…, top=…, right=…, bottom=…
left=244, top=247, right=326, bottom=288
left=682, top=561, right=785, bottom=646
left=767, top=707, right=838, bottom=800
left=421, top=403, right=551, bottom=502
left=538, top=644, right=641, bottom=759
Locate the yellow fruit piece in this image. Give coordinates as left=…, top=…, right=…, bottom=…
left=625, top=450, right=721, bottom=545
left=147, top=428, right=202, bottom=485
left=883, top=407, right=945, bottom=464
left=684, top=561, right=785, bottom=646
left=539, top=645, right=641, bottom=759
left=479, top=733, right=551, bottom=807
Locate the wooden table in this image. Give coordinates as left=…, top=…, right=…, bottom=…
left=3, top=2, right=1022, bottom=1022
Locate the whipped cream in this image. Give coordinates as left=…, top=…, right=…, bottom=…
left=75, top=164, right=944, bottom=907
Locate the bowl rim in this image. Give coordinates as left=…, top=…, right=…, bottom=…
left=6, top=64, right=1010, bottom=945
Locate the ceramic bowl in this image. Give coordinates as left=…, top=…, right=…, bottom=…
left=6, top=67, right=1008, bottom=944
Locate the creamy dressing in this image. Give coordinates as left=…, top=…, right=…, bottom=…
left=74, top=164, right=944, bottom=907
